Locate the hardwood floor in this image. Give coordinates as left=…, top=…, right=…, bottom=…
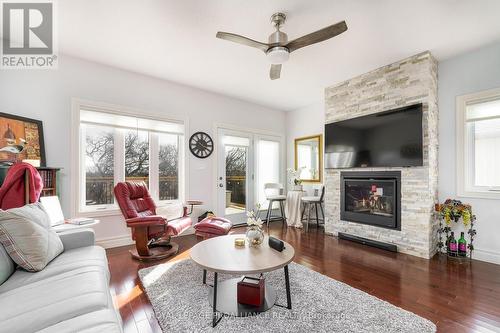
left=106, top=224, right=500, bottom=333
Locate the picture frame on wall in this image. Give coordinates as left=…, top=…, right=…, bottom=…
left=0, top=112, right=46, bottom=167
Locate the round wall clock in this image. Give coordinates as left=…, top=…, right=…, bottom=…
left=189, top=132, right=214, bottom=158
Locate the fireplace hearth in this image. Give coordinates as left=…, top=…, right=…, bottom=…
left=340, top=171, right=401, bottom=230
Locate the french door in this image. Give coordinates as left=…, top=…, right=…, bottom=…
left=216, top=128, right=282, bottom=225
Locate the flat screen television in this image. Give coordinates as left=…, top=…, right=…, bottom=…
left=325, top=104, right=423, bottom=168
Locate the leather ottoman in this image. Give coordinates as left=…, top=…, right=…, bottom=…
left=194, top=217, right=232, bottom=239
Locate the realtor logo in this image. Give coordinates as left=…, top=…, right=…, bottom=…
left=1, top=0, right=57, bottom=69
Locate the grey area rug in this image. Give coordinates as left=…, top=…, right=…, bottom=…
left=138, top=260, right=436, bottom=333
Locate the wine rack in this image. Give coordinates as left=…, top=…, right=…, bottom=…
left=435, top=204, right=477, bottom=261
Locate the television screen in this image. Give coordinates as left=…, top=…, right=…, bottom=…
left=325, top=104, right=423, bottom=168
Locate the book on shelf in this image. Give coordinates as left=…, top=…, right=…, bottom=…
left=66, top=218, right=95, bottom=225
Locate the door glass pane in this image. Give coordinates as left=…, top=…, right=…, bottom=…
left=225, top=145, right=247, bottom=215
left=125, top=130, right=149, bottom=186
left=257, top=140, right=280, bottom=208
left=84, top=124, right=114, bottom=206
left=159, top=133, right=179, bottom=200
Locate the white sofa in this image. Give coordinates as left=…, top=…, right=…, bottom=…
left=0, top=228, right=122, bottom=333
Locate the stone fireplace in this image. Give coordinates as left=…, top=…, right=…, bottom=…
left=324, top=52, right=438, bottom=259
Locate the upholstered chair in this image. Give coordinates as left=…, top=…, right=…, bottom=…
left=114, top=181, right=191, bottom=261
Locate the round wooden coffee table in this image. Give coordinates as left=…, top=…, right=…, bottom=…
left=190, top=234, right=295, bottom=327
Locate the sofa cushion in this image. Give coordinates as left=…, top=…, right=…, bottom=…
left=0, top=244, right=14, bottom=285
left=0, top=266, right=114, bottom=332
left=0, top=203, right=63, bottom=272
left=37, top=309, right=122, bottom=333
left=0, top=245, right=109, bottom=293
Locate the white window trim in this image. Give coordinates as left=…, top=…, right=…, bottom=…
left=71, top=98, right=189, bottom=218
left=456, top=87, right=500, bottom=200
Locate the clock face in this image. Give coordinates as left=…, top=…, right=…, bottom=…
left=189, top=132, right=214, bottom=158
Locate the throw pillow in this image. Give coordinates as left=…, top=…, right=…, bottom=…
left=156, top=202, right=184, bottom=221
left=0, top=203, right=63, bottom=272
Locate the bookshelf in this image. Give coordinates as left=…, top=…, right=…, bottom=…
left=36, top=167, right=60, bottom=198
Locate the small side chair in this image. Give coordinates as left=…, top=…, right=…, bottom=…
left=263, top=183, right=287, bottom=229
left=301, top=186, right=325, bottom=232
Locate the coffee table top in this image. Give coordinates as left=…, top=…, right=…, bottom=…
left=190, top=234, right=295, bottom=274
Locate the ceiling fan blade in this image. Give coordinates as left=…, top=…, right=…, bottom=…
left=270, top=64, right=282, bottom=80
left=216, top=32, right=269, bottom=52
left=285, top=20, right=347, bottom=53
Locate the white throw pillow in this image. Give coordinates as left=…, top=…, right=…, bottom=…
left=0, top=203, right=63, bottom=272
left=156, top=202, right=184, bottom=221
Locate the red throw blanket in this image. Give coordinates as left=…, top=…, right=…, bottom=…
left=0, top=162, right=43, bottom=210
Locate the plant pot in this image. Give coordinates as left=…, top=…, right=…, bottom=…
left=293, top=184, right=303, bottom=191
left=246, top=226, right=264, bottom=247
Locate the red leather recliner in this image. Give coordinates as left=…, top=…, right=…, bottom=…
left=114, top=181, right=191, bottom=261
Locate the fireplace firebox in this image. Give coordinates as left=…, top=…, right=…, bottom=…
left=340, top=171, right=401, bottom=230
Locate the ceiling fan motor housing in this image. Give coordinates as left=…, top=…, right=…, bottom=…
left=268, top=30, right=288, bottom=45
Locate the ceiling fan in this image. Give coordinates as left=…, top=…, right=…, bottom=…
left=216, top=12, right=348, bottom=80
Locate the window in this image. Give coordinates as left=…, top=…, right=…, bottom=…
left=124, top=129, right=150, bottom=185
left=457, top=88, right=500, bottom=199
left=76, top=106, right=185, bottom=213
left=158, top=133, right=179, bottom=200
left=84, top=125, right=114, bottom=207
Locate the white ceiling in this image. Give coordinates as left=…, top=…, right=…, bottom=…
left=58, top=0, right=500, bottom=111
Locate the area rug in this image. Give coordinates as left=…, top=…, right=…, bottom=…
left=138, top=260, right=436, bottom=332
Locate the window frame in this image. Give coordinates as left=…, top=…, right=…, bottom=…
left=456, top=87, right=500, bottom=199
left=71, top=99, right=187, bottom=217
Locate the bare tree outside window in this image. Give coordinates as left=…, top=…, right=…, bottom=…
left=225, top=146, right=247, bottom=207
left=125, top=130, right=150, bottom=186
left=84, top=125, right=181, bottom=208
left=159, top=134, right=179, bottom=200
left=85, top=125, right=114, bottom=206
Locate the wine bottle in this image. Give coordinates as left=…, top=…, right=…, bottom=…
left=448, top=231, right=458, bottom=257
left=458, top=232, right=467, bottom=257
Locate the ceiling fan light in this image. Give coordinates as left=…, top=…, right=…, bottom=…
left=266, top=47, right=289, bottom=64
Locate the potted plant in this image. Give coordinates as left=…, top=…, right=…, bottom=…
left=245, top=204, right=264, bottom=246
left=438, top=199, right=475, bottom=227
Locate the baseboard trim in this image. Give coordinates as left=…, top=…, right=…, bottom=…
left=473, top=248, right=500, bottom=265
left=96, top=235, right=134, bottom=249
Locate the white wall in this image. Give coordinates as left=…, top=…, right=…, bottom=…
left=0, top=55, right=285, bottom=246
left=439, top=41, right=500, bottom=265
left=285, top=101, right=324, bottom=195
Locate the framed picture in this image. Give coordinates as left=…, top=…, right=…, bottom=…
left=0, top=112, right=46, bottom=167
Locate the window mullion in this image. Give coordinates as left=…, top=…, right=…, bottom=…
left=178, top=134, right=185, bottom=202
left=114, top=129, right=125, bottom=185
left=150, top=132, right=160, bottom=202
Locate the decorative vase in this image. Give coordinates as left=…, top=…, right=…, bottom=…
left=246, top=226, right=264, bottom=247
left=293, top=184, right=303, bottom=191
